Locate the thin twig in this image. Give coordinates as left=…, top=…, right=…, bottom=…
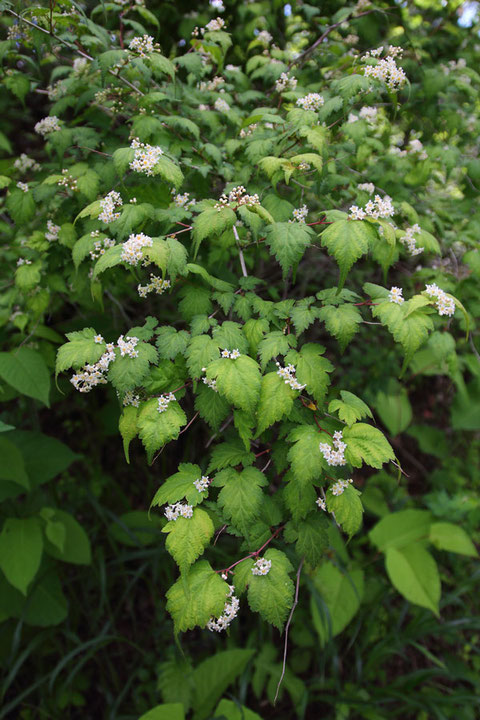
left=178, top=411, right=199, bottom=435
left=274, top=557, right=305, bottom=704
left=6, top=9, right=144, bottom=96
left=205, top=414, right=233, bottom=448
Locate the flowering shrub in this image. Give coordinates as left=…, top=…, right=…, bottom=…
left=0, top=0, right=479, bottom=717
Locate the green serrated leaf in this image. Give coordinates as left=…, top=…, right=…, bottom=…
left=162, top=507, right=214, bottom=573
left=137, top=399, right=187, bottom=461
left=166, top=560, right=228, bottom=632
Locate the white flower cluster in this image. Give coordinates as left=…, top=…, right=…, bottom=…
left=239, top=123, right=258, bottom=138
left=251, top=557, right=272, bottom=576
left=72, top=57, right=88, bottom=74
left=221, top=348, right=241, bottom=359
left=316, top=497, right=326, bottom=511
left=138, top=275, right=171, bottom=298
left=198, top=76, right=224, bottom=92
left=172, top=192, right=195, bottom=208
left=205, top=16, right=226, bottom=32
left=201, top=367, right=218, bottom=392
left=289, top=205, right=308, bottom=223
left=296, top=93, right=324, bottom=111
left=256, top=30, right=273, bottom=45
left=117, top=335, right=140, bottom=357
left=17, top=258, right=32, bottom=266
left=71, top=342, right=116, bottom=393
left=57, top=168, right=78, bottom=191
left=276, top=362, right=306, bottom=391
left=99, top=190, right=123, bottom=224
left=120, top=232, right=153, bottom=265
left=14, top=154, right=40, bottom=173
left=425, top=284, right=455, bottom=317
left=128, top=35, right=155, bottom=57
left=129, top=137, right=164, bottom=176
left=319, top=430, right=347, bottom=466
left=362, top=47, right=407, bottom=91
left=34, top=116, right=61, bottom=136
left=214, top=97, right=230, bottom=113
left=164, top=502, right=193, bottom=521
left=123, top=390, right=140, bottom=407
left=275, top=72, right=297, bottom=92
left=358, top=182, right=375, bottom=194
left=207, top=585, right=240, bottom=632
left=349, top=106, right=378, bottom=124
left=331, top=478, right=353, bottom=496
left=210, top=0, right=225, bottom=11
left=193, top=475, right=211, bottom=492
left=388, top=286, right=404, bottom=305
left=16, top=181, right=29, bottom=192
left=214, top=186, right=260, bottom=211
left=45, top=220, right=60, bottom=242
left=157, top=392, right=176, bottom=413
left=349, top=194, right=394, bottom=220
left=90, top=236, right=116, bottom=260
left=400, top=223, right=423, bottom=257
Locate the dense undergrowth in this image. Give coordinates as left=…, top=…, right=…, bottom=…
left=0, top=0, right=479, bottom=718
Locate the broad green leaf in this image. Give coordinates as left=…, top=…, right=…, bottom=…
left=326, top=484, right=363, bottom=537
left=138, top=704, right=184, bottom=720
left=108, top=342, right=158, bottom=394
left=311, top=563, right=364, bottom=645
left=265, top=222, right=313, bottom=277
left=166, top=560, right=228, bottom=632
left=194, top=382, right=230, bottom=430
left=286, top=343, right=333, bottom=405
left=246, top=548, right=294, bottom=630
left=256, top=371, right=295, bottom=436
left=192, top=650, right=256, bottom=720
left=186, top=335, right=219, bottom=377
left=6, top=189, right=35, bottom=224
left=205, top=355, right=261, bottom=413
left=375, top=389, right=412, bottom=436
left=0, top=518, right=43, bottom=595
left=0, top=347, right=50, bottom=406
left=320, top=220, right=377, bottom=290
left=214, top=699, right=262, bottom=720
left=150, top=52, right=175, bottom=78
left=282, top=473, right=317, bottom=524
left=92, top=244, right=124, bottom=279
left=217, top=467, right=267, bottom=535
left=343, top=423, right=395, bottom=469
left=233, top=408, right=255, bottom=450
left=429, top=522, right=477, bottom=557
left=285, top=512, right=329, bottom=567
left=56, top=328, right=105, bottom=376
left=242, top=318, right=269, bottom=355
left=369, top=510, right=432, bottom=552
left=156, top=327, right=190, bottom=360
left=371, top=301, right=434, bottom=374
left=317, top=304, right=362, bottom=351
left=328, top=390, right=373, bottom=426
left=43, top=509, right=91, bottom=565
left=385, top=543, right=440, bottom=615
left=119, top=404, right=138, bottom=463
left=287, top=425, right=325, bottom=485
left=163, top=507, right=214, bottom=573
left=192, top=206, right=236, bottom=256
left=186, top=263, right=234, bottom=292
left=153, top=155, right=184, bottom=188
left=0, top=437, right=29, bottom=489
left=151, top=463, right=206, bottom=508
left=207, top=439, right=255, bottom=472
left=212, top=321, right=249, bottom=354
left=0, top=569, right=67, bottom=627
left=258, top=330, right=295, bottom=370
left=137, top=399, right=187, bottom=461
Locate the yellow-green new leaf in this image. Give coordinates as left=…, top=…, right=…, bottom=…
left=166, top=560, right=228, bottom=632
left=162, top=508, right=214, bottom=573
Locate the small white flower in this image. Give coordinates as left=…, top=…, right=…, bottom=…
left=296, top=93, right=324, bottom=111
left=316, top=497, right=326, bottom=511
left=34, top=116, right=61, bottom=136
left=388, top=286, right=404, bottom=305
left=252, top=557, right=272, bottom=576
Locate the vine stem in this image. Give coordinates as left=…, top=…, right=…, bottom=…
left=232, top=225, right=248, bottom=278
left=274, top=557, right=304, bottom=704
left=216, top=525, right=285, bottom=576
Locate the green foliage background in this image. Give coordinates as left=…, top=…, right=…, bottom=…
left=0, top=0, right=479, bottom=718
